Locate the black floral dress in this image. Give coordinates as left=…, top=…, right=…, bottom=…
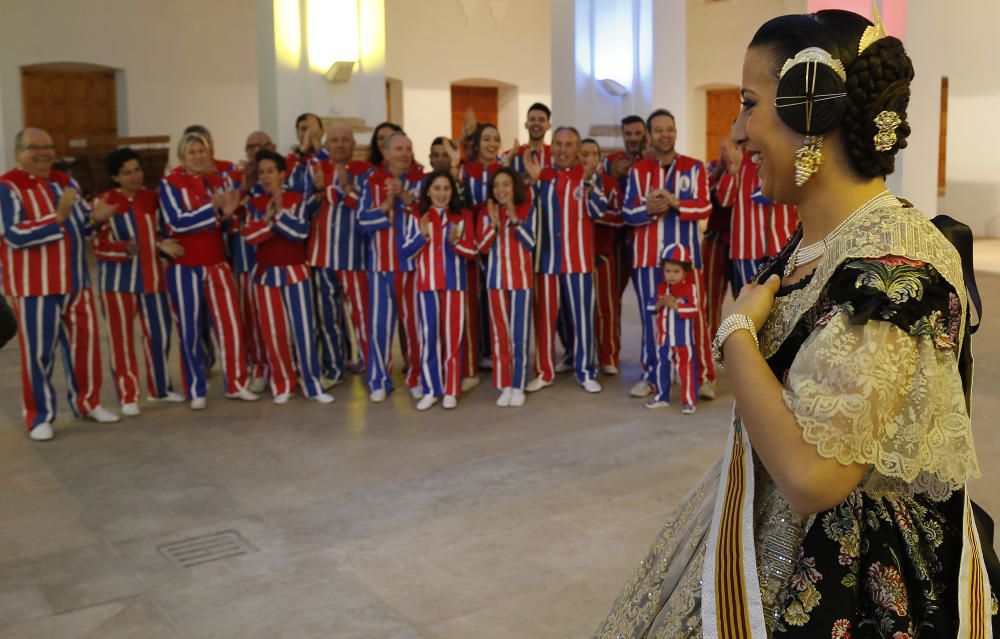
left=765, top=255, right=995, bottom=638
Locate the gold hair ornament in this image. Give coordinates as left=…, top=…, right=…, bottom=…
left=873, top=110, right=902, bottom=152
left=776, top=48, right=838, bottom=187
left=858, top=3, right=889, bottom=55
left=794, top=135, right=824, bottom=187
left=779, top=47, right=846, bottom=83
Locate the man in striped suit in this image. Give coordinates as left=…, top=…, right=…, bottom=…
left=0, top=128, right=121, bottom=440
left=524, top=126, right=608, bottom=394
left=622, top=109, right=716, bottom=399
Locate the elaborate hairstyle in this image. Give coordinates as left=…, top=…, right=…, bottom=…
left=487, top=166, right=527, bottom=207
left=367, top=121, right=403, bottom=165
left=418, top=170, right=463, bottom=213
left=620, top=114, right=645, bottom=129
left=526, top=102, right=551, bottom=119
left=749, top=10, right=913, bottom=177
left=254, top=149, right=287, bottom=173
left=645, top=109, right=675, bottom=131
left=106, top=147, right=141, bottom=177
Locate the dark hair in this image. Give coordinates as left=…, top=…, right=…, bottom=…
left=660, top=257, right=692, bottom=271
left=527, top=102, right=551, bottom=119
left=295, top=113, right=323, bottom=131
left=471, top=123, right=500, bottom=161
left=183, top=124, right=210, bottom=138
left=749, top=10, right=913, bottom=178
left=418, top=170, right=463, bottom=213
left=621, top=115, right=645, bottom=128
left=580, top=137, right=600, bottom=151
left=368, top=121, right=403, bottom=165
left=106, top=147, right=141, bottom=177
left=487, top=166, right=527, bottom=207
left=645, top=109, right=675, bottom=131
left=431, top=136, right=454, bottom=149
left=254, top=149, right=287, bottom=172
left=552, top=126, right=581, bottom=142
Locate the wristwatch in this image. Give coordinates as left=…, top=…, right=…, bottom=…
left=712, top=313, right=759, bottom=368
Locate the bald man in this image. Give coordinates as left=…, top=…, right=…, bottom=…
left=0, top=128, right=121, bottom=440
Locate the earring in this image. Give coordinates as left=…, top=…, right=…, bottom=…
left=794, top=135, right=823, bottom=186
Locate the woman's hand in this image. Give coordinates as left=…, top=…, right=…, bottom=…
left=487, top=199, right=501, bottom=228
left=729, top=273, right=781, bottom=331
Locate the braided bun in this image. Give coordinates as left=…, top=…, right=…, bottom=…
left=841, top=36, right=914, bottom=178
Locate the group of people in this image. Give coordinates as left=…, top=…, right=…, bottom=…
left=1, top=98, right=798, bottom=440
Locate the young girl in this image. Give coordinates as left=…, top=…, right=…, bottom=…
left=242, top=150, right=333, bottom=405
left=477, top=167, right=534, bottom=407
left=645, top=243, right=698, bottom=413
left=401, top=171, right=477, bottom=410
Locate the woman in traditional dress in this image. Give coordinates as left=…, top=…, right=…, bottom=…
left=594, top=9, right=997, bottom=638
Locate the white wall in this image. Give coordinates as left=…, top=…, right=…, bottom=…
left=0, top=0, right=258, bottom=169
left=685, top=0, right=807, bottom=164
left=385, top=0, right=551, bottom=161
left=937, top=0, right=1000, bottom=236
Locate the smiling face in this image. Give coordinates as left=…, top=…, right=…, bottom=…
left=579, top=141, right=601, bottom=175
left=647, top=114, right=676, bottom=158
left=324, top=127, right=355, bottom=164
left=491, top=171, right=513, bottom=205
left=385, top=135, right=413, bottom=174
left=477, top=126, right=501, bottom=164
left=733, top=46, right=804, bottom=204
left=621, top=121, right=646, bottom=155
left=113, top=158, right=144, bottom=193
left=525, top=109, right=550, bottom=142
left=15, top=128, right=56, bottom=178
left=428, top=175, right=453, bottom=209
left=181, top=140, right=212, bottom=175
left=551, top=129, right=580, bottom=170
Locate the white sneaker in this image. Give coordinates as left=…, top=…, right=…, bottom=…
left=496, top=387, right=512, bottom=407
left=629, top=380, right=653, bottom=398
left=509, top=389, right=526, bottom=407
left=582, top=379, right=602, bottom=393
left=698, top=382, right=717, bottom=400
left=645, top=399, right=670, bottom=409
left=409, top=386, right=424, bottom=399
left=273, top=392, right=290, bottom=405
left=460, top=376, right=480, bottom=392
left=87, top=405, right=121, bottom=423
left=525, top=377, right=552, bottom=393
left=248, top=377, right=268, bottom=393
left=369, top=389, right=387, bottom=403
left=555, top=360, right=573, bottom=373
left=29, top=423, right=54, bottom=441
left=190, top=397, right=207, bottom=410
left=225, top=388, right=260, bottom=401
left=312, top=392, right=335, bottom=404
left=150, top=391, right=185, bottom=403
left=416, top=395, right=439, bottom=411
left=442, top=395, right=457, bottom=409
left=602, top=364, right=619, bottom=375
left=121, top=402, right=141, bottom=417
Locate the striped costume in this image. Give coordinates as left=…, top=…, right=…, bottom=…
left=648, top=278, right=698, bottom=406
left=93, top=187, right=177, bottom=405
left=594, top=173, right=624, bottom=370
left=0, top=168, right=103, bottom=431
left=243, top=191, right=324, bottom=398
left=227, top=167, right=267, bottom=383
left=401, top=206, right=477, bottom=398
left=477, top=201, right=535, bottom=391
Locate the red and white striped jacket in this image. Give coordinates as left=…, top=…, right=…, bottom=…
left=594, top=172, right=623, bottom=259
left=159, top=170, right=235, bottom=267
left=243, top=191, right=313, bottom=286
left=307, top=159, right=370, bottom=270
left=508, top=144, right=552, bottom=180
left=717, top=152, right=799, bottom=258
left=93, top=188, right=165, bottom=293
left=477, top=202, right=535, bottom=290
left=622, top=155, right=711, bottom=269
left=533, top=165, right=609, bottom=274
left=357, top=166, right=424, bottom=273
left=0, top=168, right=92, bottom=297
left=401, top=207, right=477, bottom=292
left=650, top=279, right=698, bottom=348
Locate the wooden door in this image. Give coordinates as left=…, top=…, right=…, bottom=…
left=21, top=67, right=117, bottom=155
left=450, top=85, right=498, bottom=142
left=705, top=88, right=741, bottom=163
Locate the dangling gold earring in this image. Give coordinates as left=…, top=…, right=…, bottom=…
left=793, top=135, right=823, bottom=186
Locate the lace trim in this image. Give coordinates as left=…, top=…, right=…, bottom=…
left=782, top=313, right=980, bottom=500
left=759, top=205, right=967, bottom=359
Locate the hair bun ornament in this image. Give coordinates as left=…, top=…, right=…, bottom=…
left=775, top=47, right=848, bottom=136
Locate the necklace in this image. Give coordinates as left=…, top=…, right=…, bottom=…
left=783, top=189, right=897, bottom=277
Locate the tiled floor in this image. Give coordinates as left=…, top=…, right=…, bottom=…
left=1, top=268, right=997, bottom=638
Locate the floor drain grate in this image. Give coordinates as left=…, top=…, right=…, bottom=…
left=157, top=529, right=256, bottom=568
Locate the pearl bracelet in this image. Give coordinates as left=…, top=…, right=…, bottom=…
left=712, top=313, right=759, bottom=368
